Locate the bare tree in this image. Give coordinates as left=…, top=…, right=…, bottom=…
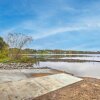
left=7, top=33, right=33, bottom=59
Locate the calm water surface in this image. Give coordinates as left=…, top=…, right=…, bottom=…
left=33, top=54, right=100, bottom=79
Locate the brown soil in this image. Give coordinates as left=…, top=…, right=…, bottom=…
left=31, top=73, right=52, bottom=77
left=33, top=77, right=100, bottom=100
left=31, top=69, right=64, bottom=77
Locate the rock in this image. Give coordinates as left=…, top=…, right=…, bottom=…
left=0, top=63, right=34, bottom=69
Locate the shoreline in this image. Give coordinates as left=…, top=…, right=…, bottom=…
left=0, top=63, right=99, bottom=79
left=0, top=63, right=99, bottom=100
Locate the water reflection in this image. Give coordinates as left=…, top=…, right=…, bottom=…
left=32, top=54, right=100, bottom=79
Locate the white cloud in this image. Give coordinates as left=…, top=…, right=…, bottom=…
left=32, top=26, right=86, bottom=40
left=1, top=19, right=100, bottom=41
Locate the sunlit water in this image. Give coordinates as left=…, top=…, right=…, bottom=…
left=33, top=54, right=100, bottom=79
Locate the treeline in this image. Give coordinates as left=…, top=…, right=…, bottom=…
left=21, top=49, right=100, bottom=54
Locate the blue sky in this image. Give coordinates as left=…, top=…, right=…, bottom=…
left=0, top=0, right=100, bottom=50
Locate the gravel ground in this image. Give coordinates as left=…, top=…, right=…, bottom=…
left=33, top=77, right=100, bottom=100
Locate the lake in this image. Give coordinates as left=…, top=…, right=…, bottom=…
left=32, top=54, right=100, bottom=79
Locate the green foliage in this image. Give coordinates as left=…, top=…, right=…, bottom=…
left=0, top=36, right=9, bottom=62
left=7, top=56, right=37, bottom=63
left=0, top=57, right=9, bottom=63
left=0, top=37, right=8, bottom=50
left=0, top=35, right=35, bottom=63
left=19, top=56, right=36, bottom=63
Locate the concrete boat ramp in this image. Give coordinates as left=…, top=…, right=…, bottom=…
left=0, top=72, right=82, bottom=100
left=0, top=69, right=62, bottom=83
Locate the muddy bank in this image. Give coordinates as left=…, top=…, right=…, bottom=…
left=43, top=58, right=100, bottom=62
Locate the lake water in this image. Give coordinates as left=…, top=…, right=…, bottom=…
left=32, top=54, right=100, bottom=79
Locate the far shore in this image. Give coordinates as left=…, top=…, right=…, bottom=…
left=22, top=53, right=100, bottom=55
